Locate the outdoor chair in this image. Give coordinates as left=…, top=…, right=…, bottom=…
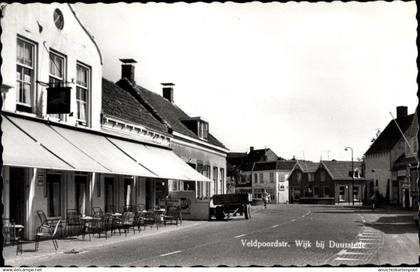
left=164, top=207, right=182, bottom=226
left=2, top=218, right=23, bottom=255
left=154, top=209, right=166, bottom=229
left=142, top=210, right=156, bottom=229
left=134, top=211, right=146, bottom=231
left=35, top=219, right=62, bottom=251
left=92, top=207, right=104, bottom=217
left=116, top=212, right=136, bottom=236
left=36, top=210, right=64, bottom=238
left=65, top=209, right=83, bottom=237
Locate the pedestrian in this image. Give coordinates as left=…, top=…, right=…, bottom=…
left=370, top=192, right=376, bottom=210
left=263, top=190, right=269, bottom=209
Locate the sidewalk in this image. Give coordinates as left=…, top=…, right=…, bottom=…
left=4, top=220, right=203, bottom=267
left=360, top=209, right=419, bottom=265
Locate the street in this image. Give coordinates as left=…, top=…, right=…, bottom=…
left=9, top=204, right=418, bottom=266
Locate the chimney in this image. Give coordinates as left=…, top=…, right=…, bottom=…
left=161, top=83, right=175, bottom=103
left=250, top=146, right=254, bottom=152
left=120, top=58, right=137, bottom=85
left=396, top=106, right=408, bottom=119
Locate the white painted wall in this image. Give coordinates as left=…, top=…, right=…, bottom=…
left=1, top=3, right=102, bottom=129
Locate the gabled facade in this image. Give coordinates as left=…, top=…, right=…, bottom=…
left=289, top=160, right=366, bottom=205
left=364, top=106, right=417, bottom=208
left=1, top=3, right=104, bottom=239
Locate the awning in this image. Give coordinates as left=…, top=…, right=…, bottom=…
left=2, top=116, right=73, bottom=170
left=50, top=125, right=157, bottom=178
left=107, top=137, right=212, bottom=182
left=7, top=116, right=111, bottom=174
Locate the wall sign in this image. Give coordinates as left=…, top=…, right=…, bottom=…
left=47, top=87, right=71, bottom=114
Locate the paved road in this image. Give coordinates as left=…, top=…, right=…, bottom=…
left=21, top=205, right=418, bottom=266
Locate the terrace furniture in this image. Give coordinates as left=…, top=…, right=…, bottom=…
left=36, top=210, right=64, bottom=238
left=92, top=207, right=104, bottom=217
left=65, top=209, right=83, bottom=237
left=142, top=210, right=157, bottom=229
left=35, top=219, right=62, bottom=251
left=115, top=212, right=136, bottom=236
left=2, top=218, right=23, bottom=255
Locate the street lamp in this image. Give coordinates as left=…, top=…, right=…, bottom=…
left=345, top=147, right=354, bottom=206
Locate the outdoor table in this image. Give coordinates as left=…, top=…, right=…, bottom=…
left=80, top=216, right=101, bottom=240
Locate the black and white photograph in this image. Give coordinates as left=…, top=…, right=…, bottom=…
left=0, top=1, right=418, bottom=269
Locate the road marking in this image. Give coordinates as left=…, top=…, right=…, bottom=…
left=291, top=219, right=296, bottom=222
left=359, top=238, right=378, bottom=241
left=234, top=234, right=246, bottom=238
left=160, top=250, right=182, bottom=257
left=271, top=225, right=279, bottom=228
left=334, top=257, right=360, bottom=261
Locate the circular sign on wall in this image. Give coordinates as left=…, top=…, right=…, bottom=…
left=53, top=8, right=64, bottom=30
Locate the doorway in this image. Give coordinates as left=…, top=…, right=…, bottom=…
left=104, top=177, right=114, bottom=213
left=9, top=167, right=26, bottom=225
left=46, top=173, right=62, bottom=217
left=75, top=175, right=88, bottom=215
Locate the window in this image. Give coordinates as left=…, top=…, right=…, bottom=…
left=254, top=173, right=258, bottom=183
left=270, top=172, right=274, bottom=183
left=76, top=63, right=90, bottom=125
left=220, top=168, right=225, bottom=194
left=49, top=50, right=67, bottom=121
left=53, top=9, right=64, bottom=30
left=213, top=166, right=218, bottom=194
left=198, top=121, right=209, bottom=140
left=16, top=37, right=35, bottom=112
left=259, top=173, right=263, bottom=183
left=296, top=172, right=302, bottom=184
left=320, top=171, right=326, bottom=182
left=75, top=175, right=88, bottom=215
left=339, top=186, right=346, bottom=202
left=278, top=174, right=285, bottom=182
left=308, top=173, right=314, bottom=182
left=353, top=186, right=359, bottom=201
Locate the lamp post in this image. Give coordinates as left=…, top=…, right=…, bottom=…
left=345, top=147, right=354, bottom=206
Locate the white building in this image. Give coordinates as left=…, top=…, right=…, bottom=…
left=251, top=160, right=296, bottom=204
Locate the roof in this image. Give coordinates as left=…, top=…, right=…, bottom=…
left=116, top=78, right=227, bottom=150
left=227, top=152, right=247, bottom=168
left=365, top=114, right=414, bottom=156
left=101, top=78, right=168, bottom=134
left=321, top=160, right=365, bottom=180
left=253, top=160, right=296, bottom=171
left=239, top=148, right=278, bottom=171
left=295, top=160, right=319, bottom=173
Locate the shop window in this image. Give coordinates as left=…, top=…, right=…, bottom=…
left=339, top=186, right=346, bottom=202
left=76, top=63, right=90, bottom=126
left=16, top=37, right=36, bottom=113
left=353, top=186, right=360, bottom=201
left=49, top=50, right=67, bottom=121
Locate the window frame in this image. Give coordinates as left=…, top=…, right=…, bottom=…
left=16, top=36, right=37, bottom=111
left=48, top=49, right=67, bottom=121
left=76, top=61, right=91, bottom=126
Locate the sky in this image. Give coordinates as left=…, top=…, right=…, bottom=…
left=74, top=2, right=417, bottom=162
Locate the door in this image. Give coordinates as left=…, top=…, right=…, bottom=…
left=75, top=175, right=88, bottom=215
left=104, top=177, right=114, bottom=213
left=339, top=186, right=347, bottom=202
left=9, top=167, right=26, bottom=225
left=46, top=173, right=62, bottom=217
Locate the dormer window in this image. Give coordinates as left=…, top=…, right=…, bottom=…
left=181, top=117, right=209, bottom=141
left=198, top=120, right=208, bottom=140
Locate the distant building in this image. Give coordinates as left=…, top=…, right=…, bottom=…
left=364, top=106, right=418, bottom=208
left=288, top=160, right=319, bottom=203
left=226, top=152, right=247, bottom=193
left=232, top=147, right=279, bottom=195
left=289, top=160, right=366, bottom=205
left=252, top=160, right=295, bottom=203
